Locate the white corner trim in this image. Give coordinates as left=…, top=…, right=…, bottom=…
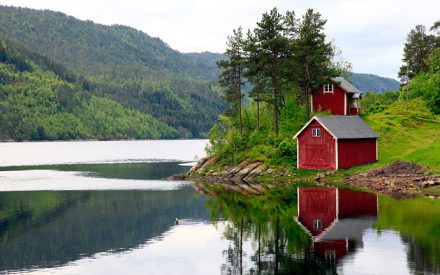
left=297, top=187, right=300, bottom=219
left=376, top=138, right=378, bottom=161
left=336, top=188, right=339, bottom=220
left=297, top=140, right=299, bottom=169
left=335, top=138, right=339, bottom=170
left=344, top=93, right=347, bottom=115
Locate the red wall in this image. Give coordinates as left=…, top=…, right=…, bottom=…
left=298, top=120, right=336, bottom=170
left=338, top=139, right=377, bottom=169
left=298, top=188, right=337, bottom=236
left=338, top=189, right=377, bottom=218
left=312, top=85, right=346, bottom=115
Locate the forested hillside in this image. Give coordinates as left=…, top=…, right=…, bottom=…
left=0, top=5, right=225, bottom=138
left=350, top=73, right=400, bottom=92
left=0, top=39, right=179, bottom=140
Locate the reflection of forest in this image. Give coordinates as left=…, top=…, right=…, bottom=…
left=206, top=185, right=440, bottom=275
left=0, top=186, right=209, bottom=272
left=0, top=162, right=190, bottom=180
left=376, top=196, right=440, bottom=275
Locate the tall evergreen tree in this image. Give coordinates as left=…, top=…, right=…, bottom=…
left=243, top=30, right=269, bottom=132
left=290, top=9, right=334, bottom=121
left=217, top=27, right=245, bottom=134
left=253, top=8, right=290, bottom=135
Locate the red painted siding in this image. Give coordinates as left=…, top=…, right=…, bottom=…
left=338, top=189, right=377, bottom=218
left=338, top=139, right=377, bottom=169
left=298, top=120, right=336, bottom=170
left=312, top=85, right=346, bottom=115
left=298, top=188, right=337, bottom=236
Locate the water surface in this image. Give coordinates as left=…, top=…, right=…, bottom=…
left=0, top=140, right=439, bottom=274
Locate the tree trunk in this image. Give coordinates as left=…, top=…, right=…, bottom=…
left=237, top=62, right=243, bottom=135
left=256, top=100, right=260, bottom=132
left=239, top=217, right=243, bottom=275
left=305, top=63, right=311, bottom=121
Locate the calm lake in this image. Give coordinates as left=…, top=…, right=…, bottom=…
left=0, top=140, right=439, bottom=274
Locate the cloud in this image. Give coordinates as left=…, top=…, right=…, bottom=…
left=0, top=0, right=439, bottom=78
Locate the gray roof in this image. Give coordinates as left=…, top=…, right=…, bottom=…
left=332, top=77, right=362, bottom=98
left=316, top=116, right=379, bottom=139
left=317, top=216, right=377, bottom=242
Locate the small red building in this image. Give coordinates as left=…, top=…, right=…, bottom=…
left=311, top=77, right=362, bottom=115
left=294, top=115, right=379, bottom=170
left=296, top=187, right=378, bottom=262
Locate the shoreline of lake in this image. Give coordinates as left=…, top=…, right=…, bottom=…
left=186, top=156, right=440, bottom=199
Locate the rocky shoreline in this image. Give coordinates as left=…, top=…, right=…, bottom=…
left=171, top=157, right=440, bottom=198
left=345, top=161, right=440, bottom=198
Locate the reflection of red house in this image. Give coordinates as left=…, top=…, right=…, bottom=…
left=311, top=77, right=362, bottom=115
left=294, top=116, right=379, bottom=170
left=296, top=187, right=378, bottom=262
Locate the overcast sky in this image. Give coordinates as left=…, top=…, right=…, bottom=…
left=0, top=0, right=439, bottom=79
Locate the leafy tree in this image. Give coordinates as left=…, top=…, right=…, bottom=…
left=398, top=24, right=439, bottom=84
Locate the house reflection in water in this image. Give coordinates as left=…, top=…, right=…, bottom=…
left=296, top=187, right=378, bottom=263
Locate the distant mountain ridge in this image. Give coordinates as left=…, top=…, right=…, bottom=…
left=350, top=73, right=400, bottom=93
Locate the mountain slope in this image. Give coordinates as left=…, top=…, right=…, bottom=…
left=0, top=38, right=178, bottom=141
left=0, top=5, right=225, bottom=137
left=350, top=73, right=400, bottom=93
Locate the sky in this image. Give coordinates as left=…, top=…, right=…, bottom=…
left=0, top=0, right=439, bottom=79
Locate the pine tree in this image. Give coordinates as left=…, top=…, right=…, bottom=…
left=291, top=9, right=334, bottom=121
left=252, top=8, right=290, bottom=135
left=217, top=27, right=245, bottom=134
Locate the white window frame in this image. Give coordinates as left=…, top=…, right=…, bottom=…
left=323, top=83, right=334, bottom=94
left=312, top=128, right=321, bottom=137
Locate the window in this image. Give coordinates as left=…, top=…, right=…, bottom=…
left=313, top=219, right=322, bottom=230
left=323, top=83, right=334, bottom=94
left=312, top=128, right=321, bottom=137
left=325, top=250, right=336, bottom=263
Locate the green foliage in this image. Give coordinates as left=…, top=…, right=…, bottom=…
left=0, top=39, right=178, bottom=140
left=398, top=23, right=439, bottom=84
left=406, top=49, right=440, bottom=114
left=362, top=91, right=400, bottom=114
left=0, top=6, right=227, bottom=138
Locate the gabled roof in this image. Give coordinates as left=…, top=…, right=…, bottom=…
left=331, top=77, right=362, bottom=98
left=294, top=115, right=379, bottom=139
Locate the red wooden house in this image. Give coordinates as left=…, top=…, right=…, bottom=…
left=312, top=77, right=362, bottom=115
left=296, top=187, right=377, bottom=262
left=294, top=115, right=379, bottom=170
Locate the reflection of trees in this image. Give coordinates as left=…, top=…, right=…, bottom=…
left=206, top=186, right=335, bottom=275
left=376, top=196, right=440, bottom=274
left=0, top=186, right=209, bottom=272
left=0, top=162, right=189, bottom=180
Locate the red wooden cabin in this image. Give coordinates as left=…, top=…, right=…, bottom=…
left=311, top=77, right=362, bottom=115
left=296, top=187, right=378, bottom=262
left=294, top=115, right=379, bottom=170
